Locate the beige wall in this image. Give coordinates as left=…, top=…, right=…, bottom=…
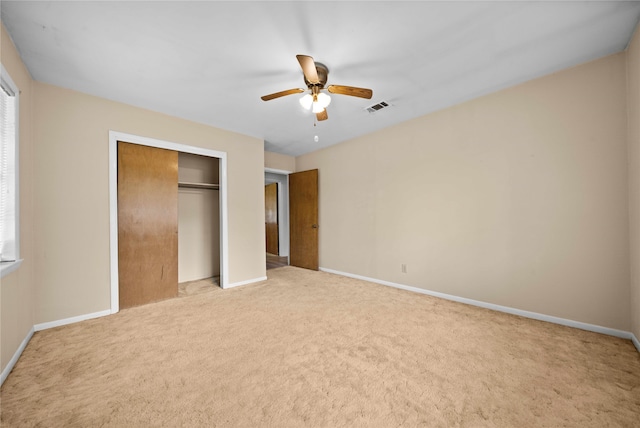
left=1, top=25, right=36, bottom=372
left=628, top=25, right=640, bottom=339
left=298, top=53, right=631, bottom=330
left=33, top=82, right=265, bottom=324
left=265, top=151, right=295, bottom=172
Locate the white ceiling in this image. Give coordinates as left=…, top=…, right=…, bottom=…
left=2, top=1, right=640, bottom=156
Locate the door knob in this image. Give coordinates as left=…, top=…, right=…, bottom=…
left=312, top=224, right=319, bottom=229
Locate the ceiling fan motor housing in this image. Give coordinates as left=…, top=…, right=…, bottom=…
left=304, top=63, right=329, bottom=88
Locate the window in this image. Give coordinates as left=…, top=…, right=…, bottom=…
left=0, top=64, right=20, bottom=277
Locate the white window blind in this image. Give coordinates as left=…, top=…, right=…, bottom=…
left=0, top=66, right=17, bottom=263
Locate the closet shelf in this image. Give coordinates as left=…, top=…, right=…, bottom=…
left=178, top=182, right=219, bottom=190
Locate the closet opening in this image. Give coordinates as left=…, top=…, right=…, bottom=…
left=178, top=152, right=220, bottom=296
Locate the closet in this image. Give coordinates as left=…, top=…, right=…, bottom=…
left=177, top=152, right=220, bottom=284
left=117, top=142, right=220, bottom=309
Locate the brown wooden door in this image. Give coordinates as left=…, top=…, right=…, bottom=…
left=265, top=183, right=279, bottom=255
left=289, top=169, right=318, bottom=270
left=118, top=141, right=178, bottom=308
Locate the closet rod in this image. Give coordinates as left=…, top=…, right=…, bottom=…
left=178, top=182, right=219, bottom=190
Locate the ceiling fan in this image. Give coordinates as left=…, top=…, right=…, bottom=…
left=261, top=55, right=373, bottom=122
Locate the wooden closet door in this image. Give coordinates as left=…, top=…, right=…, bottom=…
left=118, top=141, right=178, bottom=308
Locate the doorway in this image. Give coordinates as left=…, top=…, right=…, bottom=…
left=264, top=168, right=319, bottom=271
left=265, top=170, right=290, bottom=270
left=109, top=131, right=229, bottom=313
left=265, top=182, right=279, bottom=255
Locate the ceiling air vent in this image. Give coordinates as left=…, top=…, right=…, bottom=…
left=365, top=101, right=391, bottom=113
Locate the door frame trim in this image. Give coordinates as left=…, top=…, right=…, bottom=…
left=109, top=131, right=229, bottom=314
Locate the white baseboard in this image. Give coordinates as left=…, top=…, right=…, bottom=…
left=3, top=271, right=639, bottom=388
left=34, top=309, right=112, bottom=332
left=2, top=310, right=113, bottom=386
left=1, top=326, right=34, bottom=386
left=320, top=267, right=639, bottom=348
left=632, top=334, right=640, bottom=353
left=225, top=276, right=267, bottom=289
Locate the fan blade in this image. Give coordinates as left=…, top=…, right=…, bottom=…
left=327, top=85, right=373, bottom=99
left=296, top=55, right=320, bottom=84
left=316, top=109, right=328, bottom=121
left=261, top=88, right=305, bottom=101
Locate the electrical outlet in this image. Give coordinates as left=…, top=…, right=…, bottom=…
left=401, top=264, right=407, bottom=273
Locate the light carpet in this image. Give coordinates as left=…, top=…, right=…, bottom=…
left=1, top=266, right=639, bottom=427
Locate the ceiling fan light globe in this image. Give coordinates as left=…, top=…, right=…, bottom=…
left=312, top=102, right=325, bottom=113
left=299, top=94, right=313, bottom=110
left=317, top=92, right=331, bottom=108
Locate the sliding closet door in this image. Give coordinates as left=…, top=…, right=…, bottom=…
left=118, top=141, right=178, bottom=308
